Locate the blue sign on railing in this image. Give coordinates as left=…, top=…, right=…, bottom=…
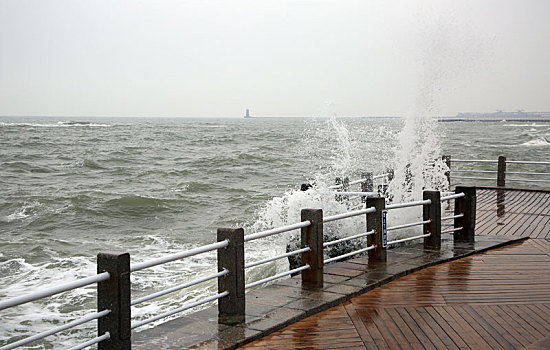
left=382, top=210, right=387, bottom=248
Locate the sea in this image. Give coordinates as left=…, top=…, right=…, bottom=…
left=0, top=116, right=549, bottom=348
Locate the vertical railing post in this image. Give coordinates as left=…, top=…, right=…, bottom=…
left=423, top=191, right=441, bottom=249
left=217, top=228, right=245, bottom=324
left=97, top=252, right=131, bottom=350
left=497, top=156, right=506, bottom=187
left=361, top=172, right=373, bottom=202
left=442, top=155, right=451, bottom=187
left=335, top=177, right=343, bottom=202
left=301, top=209, right=324, bottom=288
left=367, top=197, right=386, bottom=262
left=454, top=186, right=476, bottom=243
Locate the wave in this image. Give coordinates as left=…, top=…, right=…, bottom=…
left=521, top=138, right=550, bottom=146
left=0, top=121, right=111, bottom=128
left=504, top=123, right=548, bottom=127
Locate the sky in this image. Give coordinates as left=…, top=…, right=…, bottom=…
left=0, top=0, right=549, bottom=118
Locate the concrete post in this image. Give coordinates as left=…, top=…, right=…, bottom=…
left=454, top=186, right=476, bottom=243
left=497, top=156, right=506, bottom=187
left=361, top=172, right=374, bottom=192
left=367, top=197, right=386, bottom=262
left=335, top=177, right=343, bottom=202
left=301, top=209, right=323, bottom=288
left=423, top=191, right=442, bottom=249
left=97, top=252, right=131, bottom=350
left=217, top=228, right=245, bottom=324
left=442, top=155, right=451, bottom=187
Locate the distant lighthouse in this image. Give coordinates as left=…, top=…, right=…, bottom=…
left=244, top=109, right=251, bottom=118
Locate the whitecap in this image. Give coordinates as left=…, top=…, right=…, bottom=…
left=521, top=138, right=550, bottom=146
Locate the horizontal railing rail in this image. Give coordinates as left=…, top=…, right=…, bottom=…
left=0, top=272, right=110, bottom=311
left=244, top=221, right=311, bottom=242
left=0, top=184, right=477, bottom=350
left=445, top=155, right=550, bottom=187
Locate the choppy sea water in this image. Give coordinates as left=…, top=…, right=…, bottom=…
left=0, top=116, right=548, bottom=348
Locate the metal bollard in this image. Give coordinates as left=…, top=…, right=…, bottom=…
left=497, top=156, right=506, bottom=187
left=454, top=186, right=476, bottom=243
left=366, top=197, right=386, bottom=262
left=217, top=228, right=245, bottom=324
left=301, top=209, right=324, bottom=288
left=97, top=252, right=131, bottom=350
left=423, top=191, right=442, bottom=249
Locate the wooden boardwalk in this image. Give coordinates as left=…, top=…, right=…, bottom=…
left=242, top=189, right=550, bottom=349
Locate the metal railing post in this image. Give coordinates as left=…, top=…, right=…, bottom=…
left=367, top=197, right=386, bottom=262
left=217, top=228, right=245, bottom=324
left=454, top=186, right=476, bottom=243
left=423, top=191, right=441, bottom=249
left=361, top=172, right=373, bottom=202
left=97, top=252, right=131, bottom=350
left=497, top=156, right=506, bottom=187
left=301, top=209, right=323, bottom=288
left=442, top=155, right=451, bottom=186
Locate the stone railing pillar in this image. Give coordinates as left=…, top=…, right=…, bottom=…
left=217, top=228, right=245, bottom=324
left=97, top=252, right=131, bottom=350
left=423, top=191, right=442, bottom=249
left=366, top=197, right=386, bottom=262
left=497, top=156, right=507, bottom=187
left=301, top=209, right=324, bottom=288
left=454, top=186, right=476, bottom=243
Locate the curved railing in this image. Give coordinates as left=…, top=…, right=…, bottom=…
left=0, top=184, right=474, bottom=350
left=445, top=155, right=550, bottom=186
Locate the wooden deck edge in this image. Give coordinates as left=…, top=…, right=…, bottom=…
left=233, top=235, right=528, bottom=349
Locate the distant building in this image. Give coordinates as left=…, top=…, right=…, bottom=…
left=244, top=109, right=251, bottom=118
left=439, top=110, right=550, bottom=122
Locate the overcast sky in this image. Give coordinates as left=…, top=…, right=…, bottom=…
left=1, top=0, right=549, bottom=117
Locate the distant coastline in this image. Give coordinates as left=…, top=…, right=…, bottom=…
left=438, top=110, right=550, bottom=122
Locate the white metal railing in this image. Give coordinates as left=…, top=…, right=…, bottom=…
left=442, top=227, right=463, bottom=234
left=0, top=237, right=234, bottom=349
left=324, top=246, right=375, bottom=264
left=130, top=240, right=229, bottom=272
left=386, top=199, right=431, bottom=210
left=386, top=220, right=430, bottom=232
left=451, top=176, right=494, bottom=181
left=451, top=159, right=498, bottom=163
left=442, top=214, right=463, bottom=221
left=68, top=333, right=110, bottom=350
left=449, top=156, right=550, bottom=185
left=506, top=160, right=550, bottom=165
left=324, top=231, right=374, bottom=248
left=0, top=272, right=110, bottom=311
left=131, top=270, right=229, bottom=306
left=334, top=191, right=378, bottom=197
left=440, top=193, right=465, bottom=201
left=327, top=172, right=392, bottom=189
left=245, top=265, right=310, bottom=289
left=387, top=233, right=431, bottom=246
left=244, top=221, right=311, bottom=242
left=1, top=180, right=472, bottom=349
left=323, top=207, right=376, bottom=222
left=131, top=292, right=229, bottom=329
left=128, top=241, right=233, bottom=331
left=245, top=247, right=310, bottom=269
left=506, top=171, right=550, bottom=176
left=0, top=310, right=111, bottom=350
